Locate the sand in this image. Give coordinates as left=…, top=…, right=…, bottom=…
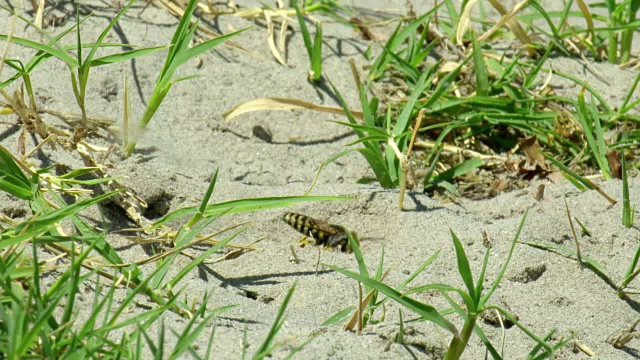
left=1, top=0, right=640, bottom=358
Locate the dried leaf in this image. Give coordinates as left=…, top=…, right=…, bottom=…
left=520, top=136, right=546, bottom=170
left=532, top=184, right=545, bottom=201
left=606, top=150, right=622, bottom=179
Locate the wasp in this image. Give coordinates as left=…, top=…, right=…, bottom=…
left=281, top=212, right=358, bottom=253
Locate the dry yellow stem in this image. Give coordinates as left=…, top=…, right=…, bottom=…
left=482, top=0, right=535, bottom=56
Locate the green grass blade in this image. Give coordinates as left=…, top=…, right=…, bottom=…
left=310, top=22, right=323, bottom=81
left=294, top=0, right=314, bottom=60
left=322, top=307, right=357, bottom=326
left=331, top=121, right=389, bottom=138
left=0, top=147, right=33, bottom=200
left=341, top=225, right=371, bottom=297
left=0, top=6, right=76, bottom=66
left=369, top=6, right=442, bottom=80
left=84, top=0, right=136, bottom=66
left=166, top=227, right=245, bottom=289
left=14, top=290, right=66, bottom=358
left=349, top=60, right=376, bottom=128
left=375, top=247, right=385, bottom=282
left=526, top=329, right=557, bottom=359
left=405, top=283, right=475, bottom=310
left=393, top=70, right=429, bottom=137
left=320, top=147, right=393, bottom=187
left=524, top=43, right=552, bottom=89
left=326, top=265, right=459, bottom=336
left=619, top=69, right=640, bottom=114
left=487, top=305, right=555, bottom=356
left=186, top=169, right=219, bottom=228
left=327, top=76, right=367, bottom=136
left=522, top=241, right=616, bottom=288
left=480, top=211, right=527, bottom=307
left=586, top=94, right=610, bottom=179
left=356, top=148, right=394, bottom=188
left=152, top=216, right=220, bottom=289
left=101, top=291, right=180, bottom=336
left=450, top=230, right=477, bottom=305
left=471, top=31, right=489, bottom=96
left=1, top=191, right=120, bottom=248
left=541, top=153, right=590, bottom=191
left=174, top=28, right=249, bottom=70
left=253, top=283, right=296, bottom=359
left=152, top=195, right=349, bottom=228
left=551, top=70, right=611, bottom=113
left=106, top=264, right=181, bottom=329
left=89, top=46, right=167, bottom=66
left=160, top=0, right=198, bottom=80
left=475, top=248, right=491, bottom=299
left=382, top=45, right=420, bottom=82
left=426, top=157, right=483, bottom=190
left=396, top=251, right=440, bottom=292
left=170, top=305, right=235, bottom=359
left=344, top=135, right=389, bottom=146
left=327, top=73, right=392, bottom=185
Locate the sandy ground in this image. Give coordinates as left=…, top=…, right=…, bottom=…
left=1, top=0, right=640, bottom=359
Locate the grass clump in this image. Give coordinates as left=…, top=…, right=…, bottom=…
left=0, top=146, right=344, bottom=357
left=293, top=0, right=324, bottom=82
left=222, top=1, right=640, bottom=207
left=327, top=212, right=567, bottom=358
left=1, top=0, right=165, bottom=132
left=123, top=0, right=248, bottom=156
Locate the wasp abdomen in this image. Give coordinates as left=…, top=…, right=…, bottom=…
left=282, top=212, right=343, bottom=248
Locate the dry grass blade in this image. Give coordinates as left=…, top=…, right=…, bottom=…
left=122, top=232, right=258, bottom=251
left=398, top=109, right=424, bottom=210
left=573, top=338, right=596, bottom=356
left=343, top=285, right=375, bottom=332
left=564, top=199, right=583, bottom=267
left=1, top=11, right=17, bottom=76
left=342, top=266, right=391, bottom=332
left=413, top=140, right=506, bottom=162
left=608, top=319, right=640, bottom=349
left=456, top=0, right=477, bottom=45
left=34, top=0, right=45, bottom=29
left=279, top=9, right=289, bottom=59
left=574, top=0, right=595, bottom=40
left=76, top=143, right=149, bottom=227
left=108, top=223, right=250, bottom=268
left=42, top=242, right=151, bottom=292
left=156, top=0, right=252, bottom=55
left=223, top=97, right=364, bottom=122
left=233, top=6, right=298, bottom=64
left=482, top=0, right=535, bottom=56
left=264, top=10, right=286, bottom=65
left=586, top=178, right=617, bottom=205
left=40, top=108, right=120, bottom=136
left=123, top=72, right=130, bottom=146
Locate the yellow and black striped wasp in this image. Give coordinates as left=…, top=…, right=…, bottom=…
left=281, top=212, right=358, bottom=253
